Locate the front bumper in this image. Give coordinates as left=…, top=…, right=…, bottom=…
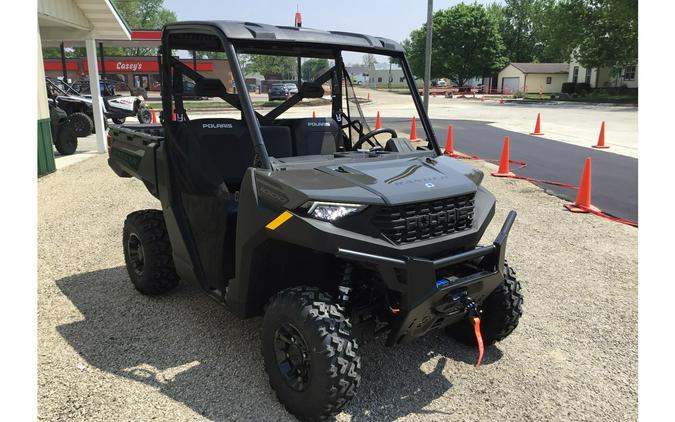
left=338, top=210, right=517, bottom=345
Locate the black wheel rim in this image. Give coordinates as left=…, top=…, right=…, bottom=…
left=127, top=233, right=145, bottom=276
left=274, top=323, right=311, bottom=392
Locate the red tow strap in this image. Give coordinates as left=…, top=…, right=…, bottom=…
left=472, top=316, right=484, bottom=367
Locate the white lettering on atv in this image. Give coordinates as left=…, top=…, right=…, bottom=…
left=202, top=123, right=233, bottom=129
left=307, top=122, right=330, bottom=127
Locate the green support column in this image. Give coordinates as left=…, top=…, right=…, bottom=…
left=38, top=118, right=55, bottom=176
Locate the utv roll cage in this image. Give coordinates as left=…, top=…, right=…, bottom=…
left=158, top=21, right=442, bottom=170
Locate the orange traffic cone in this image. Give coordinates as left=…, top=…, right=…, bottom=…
left=172, top=109, right=177, bottom=121
left=151, top=109, right=157, bottom=124
left=444, top=125, right=461, bottom=157
left=592, top=121, right=609, bottom=149
left=531, top=113, right=544, bottom=135
left=564, top=157, right=601, bottom=213
left=375, top=111, right=381, bottom=129
left=410, top=116, right=417, bottom=140
left=491, top=136, right=515, bottom=177
left=312, top=110, right=316, bottom=119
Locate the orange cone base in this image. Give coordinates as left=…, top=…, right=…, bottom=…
left=530, top=132, right=544, bottom=136
left=446, top=152, right=471, bottom=159
left=491, top=170, right=515, bottom=177
left=563, top=203, right=602, bottom=213
left=592, top=145, right=609, bottom=149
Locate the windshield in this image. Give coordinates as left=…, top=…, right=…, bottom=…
left=162, top=36, right=439, bottom=166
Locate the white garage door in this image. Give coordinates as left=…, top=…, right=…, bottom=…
left=502, top=77, right=520, bottom=94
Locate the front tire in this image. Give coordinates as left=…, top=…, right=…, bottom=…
left=446, top=264, right=523, bottom=346
left=137, top=107, right=152, bottom=124
left=262, top=287, right=361, bottom=421
left=122, top=210, right=179, bottom=295
left=67, top=112, right=93, bottom=137
left=53, top=124, right=78, bottom=155
left=112, top=117, right=126, bottom=125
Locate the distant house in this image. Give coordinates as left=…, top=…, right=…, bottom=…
left=567, top=57, right=638, bottom=89
left=498, top=63, right=570, bottom=94
left=346, top=63, right=422, bottom=88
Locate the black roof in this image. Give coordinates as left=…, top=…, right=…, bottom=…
left=163, top=20, right=405, bottom=55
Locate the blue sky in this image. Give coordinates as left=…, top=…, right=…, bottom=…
left=164, top=1, right=497, bottom=58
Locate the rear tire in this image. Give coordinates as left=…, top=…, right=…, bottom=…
left=112, top=117, right=126, bottom=125
left=66, top=112, right=93, bottom=137
left=446, top=264, right=523, bottom=346
left=122, top=210, right=179, bottom=295
left=53, top=125, right=78, bottom=155
left=262, top=287, right=361, bottom=421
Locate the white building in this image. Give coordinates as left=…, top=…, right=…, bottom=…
left=497, top=63, right=570, bottom=94
left=567, top=56, right=638, bottom=89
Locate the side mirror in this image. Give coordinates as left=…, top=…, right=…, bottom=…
left=300, top=82, right=324, bottom=98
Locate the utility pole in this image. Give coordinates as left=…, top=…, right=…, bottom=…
left=423, top=0, right=433, bottom=111
left=295, top=6, right=302, bottom=86
left=60, top=42, right=68, bottom=82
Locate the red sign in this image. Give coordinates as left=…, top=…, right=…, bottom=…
left=83, top=60, right=213, bottom=73
left=44, top=62, right=78, bottom=71
left=130, top=30, right=162, bottom=40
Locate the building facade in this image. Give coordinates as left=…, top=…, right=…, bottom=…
left=567, top=56, right=638, bottom=89
left=498, top=63, right=570, bottom=94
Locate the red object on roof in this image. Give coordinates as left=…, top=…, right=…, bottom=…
left=295, top=11, right=302, bottom=27
left=130, top=30, right=162, bottom=40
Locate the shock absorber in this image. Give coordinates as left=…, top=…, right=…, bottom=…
left=337, top=261, right=353, bottom=308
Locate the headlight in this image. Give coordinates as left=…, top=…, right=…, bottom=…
left=305, top=201, right=367, bottom=222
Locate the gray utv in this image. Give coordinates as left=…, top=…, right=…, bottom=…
left=108, top=20, right=523, bottom=422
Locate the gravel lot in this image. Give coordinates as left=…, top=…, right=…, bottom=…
left=38, top=155, right=637, bottom=421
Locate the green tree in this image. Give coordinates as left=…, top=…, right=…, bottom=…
left=301, top=58, right=329, bottom=81
left=111, top=0, right=177, bottom=56
left=403, top=4, right=507, bottom=86
left=533, top=0, right=584, bottom=62
left=246, top=55, right=297, bottom=80
left=573, top=0, right=637, bottom=68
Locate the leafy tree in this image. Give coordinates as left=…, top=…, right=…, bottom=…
left=403, top=4, right=507, bottom=86
left=499, top=0, right=540, bottom=62
left=533, top=0, right=584, bottom=62
left=572, top=0, right=637, bottom=68
left=246, top=55, right=297, bottom=80
left=301, top=58, right=330, bottom=81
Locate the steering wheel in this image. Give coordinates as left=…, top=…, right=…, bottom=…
left=352, top=128, right=398, bottom=151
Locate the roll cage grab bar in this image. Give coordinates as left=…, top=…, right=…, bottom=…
left=160, top=27, right=442, bottom=170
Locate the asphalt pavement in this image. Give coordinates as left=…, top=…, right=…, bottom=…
left=381, top=117, right=639, bottom=222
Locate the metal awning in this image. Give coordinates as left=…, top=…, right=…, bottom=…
left=41, top=30, right=161, bottom=48
left=39, top=0, right=131, bottom=41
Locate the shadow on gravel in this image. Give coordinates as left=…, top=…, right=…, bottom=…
left=56, top=267, right=502, bottom=421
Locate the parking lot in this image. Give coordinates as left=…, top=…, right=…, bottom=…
left=39, top=140, right=637, bottom=420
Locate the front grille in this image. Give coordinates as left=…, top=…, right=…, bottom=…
left=372, top=194, right=475, bottom=244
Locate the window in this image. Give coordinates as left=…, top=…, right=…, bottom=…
left=546, top=77, right=552, bottom=84
left=377, top=77, right=382, bottom=82
left=623, top=65, right=636, bottom=81
left=572, top=66, right=579, bottom=83
left=399, top=77, right=405, bottom=83
left=585, top=68, right=592, bottom=84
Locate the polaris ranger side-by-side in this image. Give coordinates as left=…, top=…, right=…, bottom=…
left=108, top=21, right=523, bottom=421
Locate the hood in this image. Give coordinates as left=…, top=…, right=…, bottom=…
left=256, top=155, right=483, bottom=209
left=319, top=155, right=480, bottom=205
